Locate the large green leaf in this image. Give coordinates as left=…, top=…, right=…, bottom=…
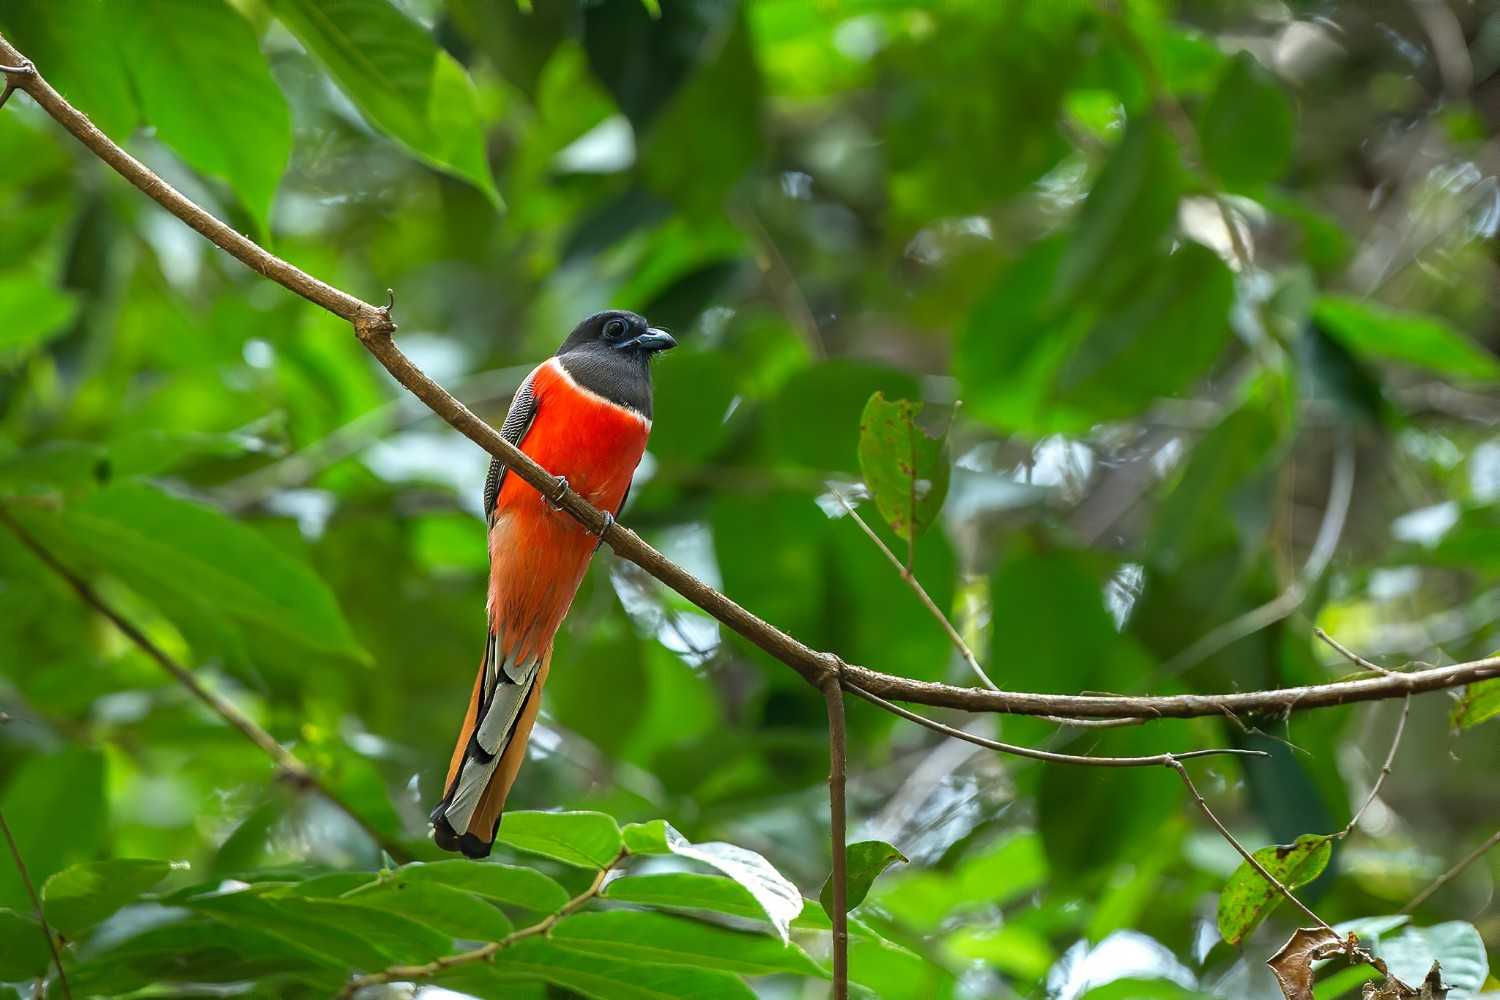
left=0, top=272, right=79, bottom=366
left=1199, top=51, right=1294, bottom=191
left=447, top=937, right=756, bottom=1000
left=188, top=891, right=453, bottom=967
left=0, top=0, right=137, bottom=137
left=1216, top=833, right=1332, bottom=945
left=119, top=0, right=290, bottom=232
left=342, top=877, right=514, bottom=941
left=551, top=910, right=826, bottom=978
left=0, top=909, right=51, bottom=980
left=394, top=859, right=570, bottom=912
left=620, top=820, right=803, bottom=942
left=1377, top=921, right=1489, bottom=999
left=0, top=748, right=106, bottom=912
left=15, top=482, right=365, bottom=666
left=1314, top=296, right=1500, bottom=381
left=604, top=872, right=768, bottom=923
left=42, top=858, right=173, bottom=939
left=857, top=394, right=950, bottom=544
left=496, top=811, right=623, bottom=869
left=1054, top=115, right=1182, bottom=304
left=269, top=0, right=500, bottom=206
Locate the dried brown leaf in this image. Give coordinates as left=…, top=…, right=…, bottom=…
left=1268, top=926, right=1342, bottom=1000
left=1361, top=963, right=1447, bottom=999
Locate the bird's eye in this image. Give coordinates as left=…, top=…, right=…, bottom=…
left=603, top=318, right=627, bottom=340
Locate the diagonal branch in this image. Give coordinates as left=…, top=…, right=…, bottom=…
left=2, top=30, right=1495, bottom=727
left=1401, top=827, right=1500, bottom=914
left=0, top=505, right=411, bottom=863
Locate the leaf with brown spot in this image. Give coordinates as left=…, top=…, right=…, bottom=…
left=856, top=393, right=950, bottom=544
left=1218, top=834, right=1333, bottom=945
left=1268, top=926, right=1342, bottom=1000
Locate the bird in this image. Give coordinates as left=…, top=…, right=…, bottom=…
left=430, top=310, right=675, bottom=858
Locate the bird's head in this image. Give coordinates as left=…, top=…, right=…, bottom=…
left=558, top=310, right=676, bottom=359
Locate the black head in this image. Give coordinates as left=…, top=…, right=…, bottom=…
left=555, top=310, right=675, bottom=418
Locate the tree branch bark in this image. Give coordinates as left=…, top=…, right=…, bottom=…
left=3, top=32, right=1495, bottom=731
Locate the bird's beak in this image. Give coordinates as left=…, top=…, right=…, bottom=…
left=628, top=327, right=677, bottom=353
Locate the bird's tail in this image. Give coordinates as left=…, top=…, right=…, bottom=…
left=430, top=637, right=550, bottom=858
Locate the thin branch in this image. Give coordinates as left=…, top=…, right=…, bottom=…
left=2, top=31, right=1492, bottom=728
left=0, top=506, right=411, bottom=863
left=822, top=674, right=849, bottom=1000
left=1401, top=828, right=1500, bottom=914
left=845, top=684, right=1267, bottom=768
left=830, top=487, right=998, bottom=692
left=1162, top=439, right=1355, bottom=677
left=1315, top=628, right=1405, bottom=678
left=0, top=809, right=71, bottom=1000
left=1165, top=757, right=1334, bottom=933
left=339, top=847, right=628, bottom=997
left=1336, top=694, right=1409, bottom=840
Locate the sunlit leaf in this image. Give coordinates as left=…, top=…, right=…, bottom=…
left=497, top=811, right=623, bottom=869
left=394, top=859, right=569, bottom=913
left=119, top=0, right=290, bottom=232
left=1450, top=676, right=1500, bottom=730
left=42, top=858, right=173, bottom=939
left=268, top=0, right=500, bottom=206
left=1315, top=297, right=1500, bottom=381
left=1217, top=834, right=1333, bottom=945
left=343, top=877, right=514, bottom=940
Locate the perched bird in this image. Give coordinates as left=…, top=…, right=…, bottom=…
left=430, top=310, right=675, bottom=858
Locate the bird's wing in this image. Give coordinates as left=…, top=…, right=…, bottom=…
left=482, top=369, right=540, bottom=529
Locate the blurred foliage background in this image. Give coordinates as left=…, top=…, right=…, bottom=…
left=0, top=0, right=1498, bottom=997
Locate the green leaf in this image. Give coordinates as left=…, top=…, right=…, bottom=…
left=0, top=430, right=257, bottom=497
left=551, top=910, right=827, bottom=978
left=1314, top=296, right=1500, bottom=381
left=269, top=0, right=500, bottom=207
left=1216, top=834, right=1333, bottom=945
left=820, top=840, right=907, bottom=918
left=0, top=748, right=106, bottom=912
left=446, top=937, right=756, bottom=1000
left=394, top=859, right=570, bottom=912
left=119, top=0, right=290, bottom=232
left=857, top=394, right=950, bottom=543
left=342, top=878, right=514, bottom=941
left=617, top=820, right=802, bottom=943
left=0, top=272, right=79, bottom=366
left=1054, top=115, right=1182, bottom=304
left=766, top=361, right=921, bottom=474
left=496, top=811, right=623, bottom=869
left=943, top=924, right=1054, bottom=981
left=1051, top=243, right=1235, bottom=419
left=0, top=0, right=137, bottom=138
left=604, top=872, right=767, bottom=923
left=42, top=858, right=173, bottom=938
left=1199, top=51, right=1295, bottom=190
left=189, top=891, right=453, bottom=967
left=1450, top=676, right=1500, bottom=730
left=0, top=909, right=51, bottom=980
left=1376, top=921, right=1489, bottom=998
left=1078, top=981, right=1215, bottom=999
left=15, top=482, right=365, bottom=666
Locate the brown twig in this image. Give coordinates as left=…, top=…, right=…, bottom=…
left=1336, top=694, right=1409, bottom=840
left=1165, top=757, right=1334, bottom=933
left=1315, top=628, right=1405, bottom=678
left=339, top=847, right=628, bottom=997
left=822, top=673, right=849, bottom=999
left=1401, top=827, right=1500, bottom=914
left=2, top=30, right=1493, bottom=728
left=0, top=506, right=411, bottom=863
left=845, top=684, right=1267, bottom=768
left=0, top=809, right=71, bottom=1000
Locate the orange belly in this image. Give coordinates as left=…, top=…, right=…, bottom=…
left=486, top=358, right=650, bottom=665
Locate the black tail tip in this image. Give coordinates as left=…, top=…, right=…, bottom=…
left=430, top=810, right=495, bottom=859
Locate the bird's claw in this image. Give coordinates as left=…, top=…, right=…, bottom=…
left=545, top=477, right=569, bottom=510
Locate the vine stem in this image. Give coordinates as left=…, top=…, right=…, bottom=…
left=822, top=674, right=849, bottom=999
left=0, top=506, right=411, bottom=863
left=0, top=809, right=71, bottom=1000
left=338, top=847, right=628, bottom=997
